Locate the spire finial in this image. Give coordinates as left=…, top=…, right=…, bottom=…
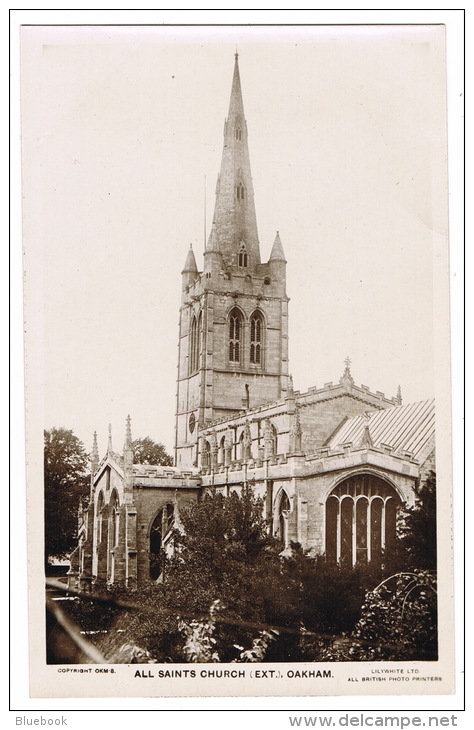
left=344, top=356, right=352, bottom=375
left=235, top=48, right=239, bottom=61
left=107, top=423, right=113, bottom=454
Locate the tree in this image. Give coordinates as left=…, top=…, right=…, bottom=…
left=132, top=437, right=173, bottom=466
left=398, top=470, right=437, bottom=570
left=322, top=570, right=437, bottom=662
left=101, top=488, right=285, bottom=662
left=44, top=427, right=90, bottom=564
left=93, top=491, right=379, bottom=663
left=69, top=486, right=435, bottom=663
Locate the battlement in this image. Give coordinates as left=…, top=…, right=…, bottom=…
left=296, top=379, right=399, bottom=408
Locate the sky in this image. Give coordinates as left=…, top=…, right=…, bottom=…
left=21, top=24, right=449, bottom=459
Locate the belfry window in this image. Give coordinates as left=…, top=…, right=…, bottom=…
left=236, top=183, right=245, bottom=201
left=238, top=243, right=248, bottom=268
left=325, top=474, right=401, bottom=567
left=228, top=308, right=243, bottom=363
left=250, top=310, right=263, bottom=364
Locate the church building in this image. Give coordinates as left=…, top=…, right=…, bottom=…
left=70, top=54, right=435, bottom=589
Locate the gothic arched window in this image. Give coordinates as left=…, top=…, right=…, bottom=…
left=236, top=182, right=245, bottom=201
left=239, top=431, right=245, bottom=461
left=96, top=491, right=105, bottom=545
left=238, top=243, right=248, bottom=268
left=250, top=310, right=264, bottom=364
left=229, top=308, right=243, bottom=363
left=275, top=491, right=291, bottom=547
left=235, top=126, right=242, bottom=141
left=109, top=490, right=120, bottom=550
left=108, top=490, right=120, bottom=584
left=325, top=474, right=401, bottom=567
left=93, top=491, right=106, bottom=579
left=219, top=436, right=226, bottom=465
left=149, top=504, right=175, bottom=580
left=202, top=439, right=211, bottom=469
left=189, top=312, right=201, bottom=374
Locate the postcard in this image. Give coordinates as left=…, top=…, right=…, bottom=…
left=20, top=22, right=455, bottom=699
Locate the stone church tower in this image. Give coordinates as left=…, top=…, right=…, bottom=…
left=175, top=54, right=289, bottom=468
left=70, top=53, right=435, bottom=592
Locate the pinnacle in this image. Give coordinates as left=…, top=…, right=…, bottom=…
left=269, top=231, right=286, bottom=262
left=107, top=423, right=113, bottom=454
left=91, top=431, right=99, bottom=465
left=182, top=244, right=198, bottom=273
left=124, top=414, right=133, bottom=451
left=206, top=225, right=220, bottom=252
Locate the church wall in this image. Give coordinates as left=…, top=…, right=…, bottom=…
left=298, top=394, right=386, bottom=454
left=210, top=295, right=286, bottom=374
left=418, top=446, right=436, bottom=487
left=293, top=468, right=418, bottom=554
left=133, top=486, right=198, bottom=584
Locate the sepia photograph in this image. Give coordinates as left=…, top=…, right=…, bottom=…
left=19, top=20, right=456, bottom=700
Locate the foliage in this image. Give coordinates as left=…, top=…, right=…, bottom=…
left=322, top=571, right=437, bottom=661
left=84, top=489, right=284, bottom=662
left=132, top=436, right=173, bottom=466
left=79, top=492, right=388, bottom=662
left=44, top=427, right=90, bottom=563
left=68, top=481, right=438, bottom=663
left=179, top=598, right=279, bottom=663
left=235, top=630, right=279, bottom=662
left=179, top=599, right=221, bottom=663
left=398, top=470, right=437, bottom=570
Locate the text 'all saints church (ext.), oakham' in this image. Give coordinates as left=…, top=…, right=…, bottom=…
left=69, top=54, right=435, bottom=590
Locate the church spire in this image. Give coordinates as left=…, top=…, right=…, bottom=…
left=210, top=54, right=260, bottom=269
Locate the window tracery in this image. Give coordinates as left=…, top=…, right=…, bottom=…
left=325, top=474, right=401, bottom=567
left=250, top=310, right=263, bottom=364
left=229, top=308, right=243, bottom=363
